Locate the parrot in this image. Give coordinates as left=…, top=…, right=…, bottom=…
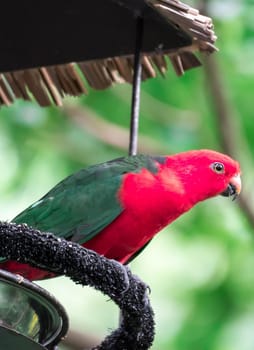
left=0, top=149, right=241, bottom=280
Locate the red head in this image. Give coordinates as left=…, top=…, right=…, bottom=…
left=164, top=149, right=241, bottom=205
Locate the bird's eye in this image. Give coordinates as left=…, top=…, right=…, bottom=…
left=211, top=162, right=225, bottom=174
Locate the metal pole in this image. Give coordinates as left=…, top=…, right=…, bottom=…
left=128, top=16, right=144, bottom=156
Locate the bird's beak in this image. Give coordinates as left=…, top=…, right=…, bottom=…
left=221, top=174, right=241, bottom=200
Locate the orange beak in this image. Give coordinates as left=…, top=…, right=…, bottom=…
left=221, top=173, right=241, bottom=200
left=230, top=174, right=241, bottom=196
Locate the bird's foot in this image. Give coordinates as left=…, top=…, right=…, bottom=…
left=16, top=274, right=25, bottom=284
left=131, top=273, right=151, bottom=308
left=109, top=259, right=130, bottom=294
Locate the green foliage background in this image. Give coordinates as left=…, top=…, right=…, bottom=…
left=0, top=2, right=254, bottom=349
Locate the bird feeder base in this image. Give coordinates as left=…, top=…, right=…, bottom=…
left=0, top=269, right=68, bottom=349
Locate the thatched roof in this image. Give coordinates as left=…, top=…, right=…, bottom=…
left=0, top=0, right=217, bottom=107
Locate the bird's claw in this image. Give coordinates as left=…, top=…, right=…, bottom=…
left=16, top=274, right=25, bottom=284
left=108, top=260, right=151, bottom=306
left=130, top=273, right=151, bottom=308
left=109, top=259, right=130, bottom=294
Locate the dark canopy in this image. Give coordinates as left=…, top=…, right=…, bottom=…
left=0, top=0, right=217, bottom=106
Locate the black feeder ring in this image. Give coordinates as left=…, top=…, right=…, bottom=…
left=0, top=269, right=68, bottom=350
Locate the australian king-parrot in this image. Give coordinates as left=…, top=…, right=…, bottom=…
left=0, top=149, right=241, bottom=280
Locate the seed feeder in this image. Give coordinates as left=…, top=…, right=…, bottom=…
left=0, top=269, right=68, bottom=350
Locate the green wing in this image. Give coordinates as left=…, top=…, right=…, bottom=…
left=13, top=155, right=161, bottom=244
